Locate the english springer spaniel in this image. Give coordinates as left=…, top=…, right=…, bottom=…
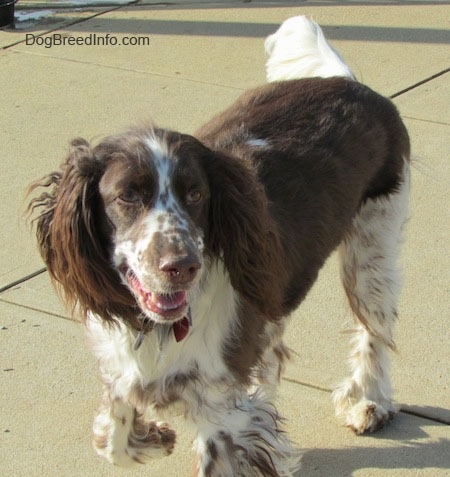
left=28, top=16, right=410, bottom=476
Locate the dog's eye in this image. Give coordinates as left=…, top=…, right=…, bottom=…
left=118, top=189, right=141, bottom=204
left=186, top=188, right=202, bottom=205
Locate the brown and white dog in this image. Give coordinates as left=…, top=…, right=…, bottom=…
left=28, top=16, right=410, bottom=476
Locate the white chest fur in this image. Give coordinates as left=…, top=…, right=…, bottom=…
left=86, top=262, right=238, bottom=404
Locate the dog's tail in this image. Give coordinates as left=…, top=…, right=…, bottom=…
left=265, top=15, right=355, bottom=82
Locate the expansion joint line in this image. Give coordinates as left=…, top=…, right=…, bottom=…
left=0, top=267, right=47, bottom=294
left=390, top=67, right=450, bottom=99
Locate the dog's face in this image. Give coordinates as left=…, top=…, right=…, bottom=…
left=97, top=131, right=211, bottom=324
left=30, top=125, right=280, bottom=327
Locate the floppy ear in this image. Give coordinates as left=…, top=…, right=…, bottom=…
left=26, top=138, right=135, bottom=323
left=200, top=149, right=284, bottom=318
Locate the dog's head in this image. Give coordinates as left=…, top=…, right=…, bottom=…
left=97, top=128, right=211, bottom=325
left=27, top=125, right=282, bottom=329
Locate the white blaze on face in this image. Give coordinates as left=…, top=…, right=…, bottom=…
left=113, top=134, right=203, bottom=298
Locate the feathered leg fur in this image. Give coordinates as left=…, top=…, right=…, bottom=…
left=92, top=390, right=176, bottom=466
left=193, top=391, right=302, bottom=477
left=333, top=165, right=410, bottom=433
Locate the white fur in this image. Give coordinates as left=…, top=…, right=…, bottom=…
left=145, top=135, right=169, bottom=165
left=92, top=397, right=134, bottom=466
left=333, top=163, right=410, bottom=433
left=87, top=260, right=301, bottom=474
left=92, top=396, right=171, bottom=465
left=194, top=391, right=302, bottom=477
left=87, top=263, right=234, bottom=460
left=265, top=15, right=355, bottom=82
left=87, top=262, right=235, bottom=403
left=246, top=137, right=270, bottom=148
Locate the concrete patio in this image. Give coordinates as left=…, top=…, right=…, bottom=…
left=1, top=1, right=449, bottom=475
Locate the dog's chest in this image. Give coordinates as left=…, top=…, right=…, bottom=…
left=88, top=263, right=239, bottom=408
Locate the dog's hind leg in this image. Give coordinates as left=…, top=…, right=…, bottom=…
left=333, top=163, right=410, bottom=434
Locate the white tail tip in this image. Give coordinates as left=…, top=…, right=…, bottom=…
left=265, top=15, right=355, bottom=82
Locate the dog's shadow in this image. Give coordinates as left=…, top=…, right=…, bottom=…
left=294, top=411, right=449, bottom=476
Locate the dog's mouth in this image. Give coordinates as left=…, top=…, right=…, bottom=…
left=123, top=268, right=188, bottom=321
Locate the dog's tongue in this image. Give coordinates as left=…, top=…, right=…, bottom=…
left=173, top=317, right=190, bottom=342
left=147, top=291, right=186, bottom=312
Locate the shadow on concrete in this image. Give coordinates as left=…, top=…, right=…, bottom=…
left=58, top=12, right=450, bottom=45
left=4, top=2, right=450, bottom=46
left=301, top=437, right=450, bottom=476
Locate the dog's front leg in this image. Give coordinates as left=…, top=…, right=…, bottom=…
left=92, top=389, right=176, bottom=466
left=192, top=391, right=301, bottom=477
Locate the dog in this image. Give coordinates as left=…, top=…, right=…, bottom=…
left=27, top=16, right=410, bottom=477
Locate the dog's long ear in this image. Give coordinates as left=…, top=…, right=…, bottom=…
left=26, top=139, right=134, bottom=323
left=200, top=148, right=284, bottom=318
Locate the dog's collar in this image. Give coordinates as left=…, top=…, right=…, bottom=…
left=134, top=308, right=192, bottom=350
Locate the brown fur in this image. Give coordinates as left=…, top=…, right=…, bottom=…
left=197, top=77, right=409, bottom=315
left=27, top=129, right=284, bottom=334
left=197, top=147, right=285, bottom=319
left=27, top=76, right=409, bottom=392
left=27, top=138, right=137, bottom=325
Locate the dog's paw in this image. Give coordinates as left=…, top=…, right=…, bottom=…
left=155, top=421, right=177, bottom=454
left=345, top=399, right=395, bottom=435
left=333, top=381, right=397, bottom=435
left=93, top=412, right=176, bottom=466
left=127, top=420, right=176, bottom=463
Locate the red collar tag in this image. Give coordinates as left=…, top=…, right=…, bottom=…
left=173, top=316, right=190, bottom=342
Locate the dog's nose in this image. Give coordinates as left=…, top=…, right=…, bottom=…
left=159, top=256, right=201, bottom=283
